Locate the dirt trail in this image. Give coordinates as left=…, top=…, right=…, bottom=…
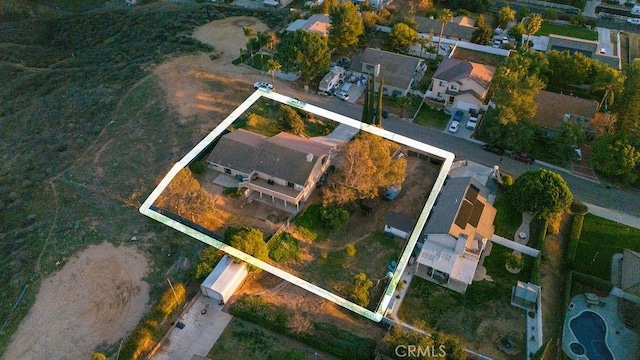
left=4, top=243, right=149, bottom=360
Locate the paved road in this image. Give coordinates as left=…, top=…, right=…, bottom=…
left=276, top=87, right=640, bottom=218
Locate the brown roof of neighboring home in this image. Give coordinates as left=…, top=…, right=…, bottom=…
left=414, top=15, right=476, bottom=41
left=357, top=48, right=422, bottom=90
left=302, top=14, right=331, bottom=36
left=533, top=90, right=598, bottom=128
left=432, top=57, right=495, bottom=89
left=207, top=129, right=265, bottom=173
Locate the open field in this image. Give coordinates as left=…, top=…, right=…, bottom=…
left=574, top=214, right=640, bottom=280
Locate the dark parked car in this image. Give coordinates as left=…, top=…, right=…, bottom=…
left=510, top=152, right=535, bottom=165
left=453, top=110, right=464, bottom=122
left=482, top=144, right=505, bottom=155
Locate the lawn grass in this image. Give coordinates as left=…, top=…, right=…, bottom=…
left=269, top=232, right=301, bottom=263
left=491, top=192, right=521, bottom=239
left=536, top=22, right=598, bottom=41
left=413, top=105, right=450, bottom=130
left=573, top=214, right=640, bottom=281
left=382, top=94, right=422, bottom=119
left=208, top=317, right=337, bottom=360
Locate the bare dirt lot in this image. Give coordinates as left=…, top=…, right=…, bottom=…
left=4, top=243, right=149, bottom=360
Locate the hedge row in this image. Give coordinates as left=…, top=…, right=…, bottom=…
left=229, top=295, right=376, bottom=360
left=571, top=271, right=613, bottom=294
left=530, top=219, right=548, bottom=284
left=565, top=213, right=585, bottom=268
left=119, top=283, right=187, bottom=359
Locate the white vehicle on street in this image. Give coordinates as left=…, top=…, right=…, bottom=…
left=627, top=18, right=640, bottom=25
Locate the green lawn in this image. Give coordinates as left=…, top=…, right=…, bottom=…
left=492, top=192, right=521, bottom=239
left=413, top=105, right=450, bottom=130
left=382, top=95, right=422, bottom=119
left=536, top=22, right=598, bottom=41
left=574, top=214, right=640, bottom=281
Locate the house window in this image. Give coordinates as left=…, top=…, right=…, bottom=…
left=287, top=181, right=295, bottom=188
left=450, top=84, right=458, bottom=91
left=448, top=96, right=455, bottom=104
left=439, top=80, right=445, bottom=87
left=365, top=64, right=374, bottom=71
left=436, top=92, right=442, bottom=98
left=224, top=168, right=231, bottom=175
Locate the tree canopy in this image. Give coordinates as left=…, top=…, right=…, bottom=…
left=351, top=272, right=373, bottom=307
left=228, top=227, right=269, bottom=270
left=471, top=22, right=492, bottom=45
left=509, top=169, right=573, bottom=219
left=388, top=22, right=418, bottom=52
left=522, top=14, right=543, bottom=47
left=275, top=30, right=330, bottom=85
left=322, top=132, right=407, bottom=204
left=496, top=6, right=516, bottom=28
left=155, top=168, right=215, bottom=222
left=329, top=2, right=364, bottom=53
left=613, top=61, right=640, bottom=135
left=590, top=134, right=640, bottom=184
left=278, top=105, right=304, bottom=135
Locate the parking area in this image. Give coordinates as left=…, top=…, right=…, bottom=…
left=444, top=109, right=477, bottom=139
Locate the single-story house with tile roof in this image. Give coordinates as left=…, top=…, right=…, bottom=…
left=207, top=129, right=332, bottom=210
left=414, top=15, right=476, bottom=42
left=285, top=14, right=331, bottom=37
left=621, top=249, right=640, bottom=297
left=429, top=57, right=495, bottom=111
left=532, top=90, right=599, bottom=133
left=350, top=48, right=422, bottom=97
left=384, top=211, right=416, bottom=240
left=415, top=177, right=497, bottom=293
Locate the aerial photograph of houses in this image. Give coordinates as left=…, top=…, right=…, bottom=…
left=1, top=0, right=640, bottom=359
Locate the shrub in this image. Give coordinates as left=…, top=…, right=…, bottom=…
left=91, top=353, right=107, bottom=360
left=193, top=246, right=224, bottom=280
left=566, top=213, right=584, bottom=267
left=396, top=280, right=405, bottom=292
left=351, top=272, right=373, bottom=307
left=570, top=200, right=588, bottom=215
left=294, top=225, right=318, bottom=242
left=189, top=160, right=206, bottom=175
left=502, top=174, right=514, bottom=187
left=506, top=252, right=524, bottom=269
left=320, top=205, right=350, bottom=230
left=223, top=187, right=241, bottom=198
left=269, top=232, right=300, bottom=262
left=345, top=244, right=357, bottom=257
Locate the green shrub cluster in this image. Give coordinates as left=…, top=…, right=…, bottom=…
left=570, top=200, right=588, bottom=215
left=320, top=204, right=350, bottom=230
left=193, top=246, right=224, bottom=281
left=268, top=232, right=300, bottom=262
left=223, top=187, right=242, bottom=198
left=189, top=160, right=206, bottom=175
left=119, top=283, right=187, bottom=359
left=530, top=219, right=548, bottom=284
left=229, top=295, right=376, bottom=360
left=565, top=213, right=584, bottom=269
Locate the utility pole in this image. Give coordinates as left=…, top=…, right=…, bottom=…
left=166, top=278, right=180, bottom=306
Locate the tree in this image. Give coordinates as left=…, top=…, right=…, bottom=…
left=590, top=63, right=624, bottom=112
left=516, top=6, right=530, bottom=21
left=388, top=22, right=418, bottom=52
left=265, top=58, right=281, bottom=91
left=553, top=120, right=586, bottom=161
left=590, top=134, right=640, bottom=184
left=155, top=168, right=216, bottom=222
left=613, top=61, right=640, bottom=135
left=91, top=354, right=107, bottom=360
left=497, top=6, right=516, bottom=29
left=329, top=2, right=364, bottom=54
left=437, top=9, right=454, bottom=56
left=362, top=11, right=380, bottom=32
left=546, top=50, right=592, bottom=88
left=398, top=95, right=412, bottom=118
left=278, top=105, right=304, bottom=135
left=322, top=132, right=407, bottom=204
left=376, top=77, right=384, bottom=126
left=408, top=0, right=433, bottom=13
left=361, top=75, right=373, bottom=124
left=471, top=24, right=493, bottom=45
left=351, top=272, right=373, bottom=307
left=275, top=30, right=330, bottom=84
left=242, top=26, right=256, bottom=59
left=508, top=22, right=526, bottom=44
left=522, top=14, right=543, bottom=48
left=228, top=227, right=269, bottom=269
left=509, top=169, right=574, bottom=219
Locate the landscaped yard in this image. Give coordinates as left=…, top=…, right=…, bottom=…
left=492, top=191, right=522, bottom=239
left=208, top=317, right=338, bottom=360
left=573, top=214, right=640, bottom=281
left=536, top=22, right=598, bottom=41
left=451, top=47, right=507, bottom=68
left=413, top=105, right=450, bottom=130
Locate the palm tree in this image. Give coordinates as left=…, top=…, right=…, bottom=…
left=266, top=59, right=281, bottom=91
left=523, top=14, right=543, bottom=48
left=437, top=9, right=453, bottom=58
left=242, top=26, right=255, bottom=60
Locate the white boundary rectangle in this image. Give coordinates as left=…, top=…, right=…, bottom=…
left=139, top=90, right=454, bottom=322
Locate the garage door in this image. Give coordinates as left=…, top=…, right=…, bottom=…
left=203, top=287, right=222, bottom=302
left=455, top=101, right=477, bottom=112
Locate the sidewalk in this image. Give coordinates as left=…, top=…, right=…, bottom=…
left=584, top=202, right=640, bottom=229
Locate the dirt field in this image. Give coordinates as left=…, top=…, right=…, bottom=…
left=3, top=243, right=149, bottom=360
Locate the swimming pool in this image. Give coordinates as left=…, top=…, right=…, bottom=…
left=569, top=310, right=614, bottom=360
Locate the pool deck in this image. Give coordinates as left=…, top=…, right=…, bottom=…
left=562, top=293, right=639, bottom=360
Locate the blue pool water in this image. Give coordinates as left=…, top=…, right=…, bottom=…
left=569, top=311, right=614, bottom=360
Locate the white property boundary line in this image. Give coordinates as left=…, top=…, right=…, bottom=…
left=139, top=89, right=454, bottom=322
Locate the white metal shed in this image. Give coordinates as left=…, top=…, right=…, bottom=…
left=200, top=255, right=248, bottom=303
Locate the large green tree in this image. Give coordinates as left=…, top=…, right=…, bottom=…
left=322, top=132, right=407, bottom=204
left=275, top=30, right=330, bottom=84
left=471, top=23, right=493, bottom=45
left=496, top=6, right=516, bottom=28
left=522, top=14, right=543, bottom=48
left=329, top=2, right=364, bottom=53
left=437, top=8, right=453, bottom=56
left=509, top=169, right=573, bottom=219
left=351, top=272, right=373, bottom=307
left=613, top=61, right=640, bottom=135
left=388, top=22, right=418, bottom=52
left=546, top=50, right=592, bottom=89
left=278, top=105, right=304, bottom=135
left=589, top=63, right=624, bottom=112
left=590, top=134, right=640, bottom=184
left=228, top=227, right=269, bottom=270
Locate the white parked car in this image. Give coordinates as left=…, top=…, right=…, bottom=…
left=466, top=117, right=478, bottom=129
left=335, top=91, right=349, bottom=101
left=253, top=82, right=273, bottom=91
left=448, top=121, right=460, bottom=133
left=627, top=18, right=640, bottom=25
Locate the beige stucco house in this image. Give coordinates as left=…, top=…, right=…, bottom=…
left=351, top=48, right=423, bottom=97
left=207, top=129, right=332, bottom=211
left=429, top=57, right=495, bottom=111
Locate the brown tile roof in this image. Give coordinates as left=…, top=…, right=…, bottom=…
left=533, top=90, right=598, bottom=128
left=432, top=57, right=495, bottom=89
left=357, top=48, right=422, bottom=90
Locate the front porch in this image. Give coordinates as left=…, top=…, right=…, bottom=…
left=241, top=178, right=302, bottom=214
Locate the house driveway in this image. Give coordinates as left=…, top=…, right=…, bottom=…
left=596, top=27, right=614, bottom=55
left=152, top=294, right=232, bottom=360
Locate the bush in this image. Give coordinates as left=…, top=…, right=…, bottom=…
left=269, top=232, right=301, bottom=262
left=345, top=244, right=357, bottom=257
left=320, top=205, right=350, bottom=230
left=502, top=174, right=514, bottom=187
left=570, top=200, right=588, bottom=215
left=223, top=187, right=242, bottom=198
left=189, top=160, right=206, bottom=175
left=566, top=213, right=584, bottom=267
left=193, top=246, right=224, bottom=280
left=506, top=252, right=524, bottom=269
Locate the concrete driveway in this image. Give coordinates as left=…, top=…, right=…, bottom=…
left=152, top=294, right=232, bottom=360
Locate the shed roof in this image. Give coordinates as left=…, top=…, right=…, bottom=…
left=385, top=211, right=416, bottom=233
left=514, top=281, right=539, bottom=302
left=533, top=90, right=598, bottom=128
left=201, top=255, right=248, bottom=299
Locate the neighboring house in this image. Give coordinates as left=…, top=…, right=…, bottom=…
left=415, top=177, right=497, bottom=293
left=263, top=0, right=294, bottom=7
left=532, top=90, right=599, bottom=134
left=285, top=14, right=331, bottom=37
left=524, top=33, right=620, bottom=68
left=350, top=48, right=422, bottom=97
left=620, top=249, right=640, bottom=297
left=207, top=129, right=332, bottom=210
left=414, top=15, right=477, bottom=42
left=429, top=57, right=495, bottom=111
left=384, top=211, right=416, bottom=240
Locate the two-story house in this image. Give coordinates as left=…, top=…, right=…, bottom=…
left=206, top=129, right=332, bottom=211
left=429, top=57, right=496, bottom=112
left=351, top=48, right=423, bottom=97
left=415, top=177, right=497, bottom=293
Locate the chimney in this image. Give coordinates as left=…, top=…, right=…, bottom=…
left=306, top=153, right=314, bottom=162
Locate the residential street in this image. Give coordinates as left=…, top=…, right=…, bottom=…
left=279, top=88, right=640, bottom=218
